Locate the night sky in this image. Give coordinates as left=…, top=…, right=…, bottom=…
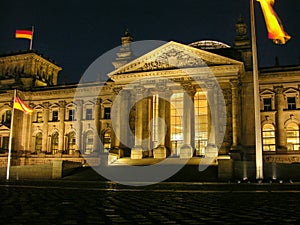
left=1, top=0, right=299, bottom=84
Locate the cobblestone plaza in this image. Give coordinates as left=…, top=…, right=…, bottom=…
left=1, top=180, right=300, bottom=224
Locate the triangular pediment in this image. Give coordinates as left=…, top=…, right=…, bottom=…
left=0, top=124, right=10, bottom=131
left=109, top=41, right=243, bottom=77
left=284, top=88, right=298, bottom=94
left=260, top=89, right=275, bottom=95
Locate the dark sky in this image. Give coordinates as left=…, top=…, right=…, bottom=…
left=1, top=0, right=299, bottom=84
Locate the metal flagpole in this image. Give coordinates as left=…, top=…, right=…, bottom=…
left=29, top=26, right=34, bottom=50
left=6, top=89, right=17, bottom=180
left=250, top=0, right=263, bottom=180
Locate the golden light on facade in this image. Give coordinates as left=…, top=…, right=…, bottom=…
left=257, top=0, right=291, bottom=44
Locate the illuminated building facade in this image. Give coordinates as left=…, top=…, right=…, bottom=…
left=0, top=17, right=300, bottom=171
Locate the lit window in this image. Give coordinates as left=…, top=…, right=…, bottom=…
left=51, top=132, right=59, bottom=154
left=262, top=124, right=276, bottom=151
left=35, top=132, right=42, bottom=151
left=287, top=123, right=300, bottom=151
left=103, top=130, right=111, bottom=152
left=194, top=92, right=208, bottom=156
left=86, top=109, right=92, bottom=120
left=287, top=97, right=296, bottom=110
left=263, top=98, right=272, bottom=111
left=170, top=93, right=184, bottom=156
left=85, top=131, right=94, bottom=153
left=152, top=94, right=159, bottom=148
left=67, top=132, right=76, bottom=153
left=37, top=112, right=43, bottom=123
left=52, top=111, right=58, bottom=121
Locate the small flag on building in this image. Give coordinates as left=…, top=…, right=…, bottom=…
left=13, top=95, right=33, bottom=113
left=15, top=29, right=33, bottom=40
left=257, top=0, right=291, bottom=44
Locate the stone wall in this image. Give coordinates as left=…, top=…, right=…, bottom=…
left=0, top=160, right=84, bottom=180
left=218, top=159, right=300, bottom=181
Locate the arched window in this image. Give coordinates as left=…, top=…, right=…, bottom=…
left=286, top=123, right=300, bottom=151
left=35, top=132, right=42, bottom=152
left=67, top=132, right=76, bottom=154
left=170, top=93, right=184, bottom=156
left=103, top=129, right=111, bottom=152
left=262, top=124, right=276, bottom=151
left=194, top=91, right=208, bottom=156
left=51, top=132, right=59, bottom=154
left=85, top=131, right=94, bottom=154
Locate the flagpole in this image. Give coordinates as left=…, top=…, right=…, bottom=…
left=29, top=26, right=34, bottom=50
left=250, top=0, right=263, bottom=180
left=6, top=89, right=17, bottom=180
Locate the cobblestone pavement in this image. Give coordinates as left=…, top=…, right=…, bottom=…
left=0, top=181, right=300, bottom=224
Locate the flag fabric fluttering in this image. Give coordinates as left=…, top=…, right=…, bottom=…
left=257, top=0, right=291, bottom=44
left=13, top=96, right=33, bottom=113
left=15, top=29, right=33, bottom=40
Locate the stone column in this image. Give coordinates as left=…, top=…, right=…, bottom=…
left=112, top=87, right=122, bottom=154
left=120, top=90, right=131, bottom=151
left=164, top=91, right=172, bottom=153
left=147, top=92, right=153, bottom=157
left=42, top=102, right=49, bottom=153
left=75, top=100, right=83, bottom=153
left=58, top=100, right=66, bottom=154
left=274, top=86, right=287, bottom=150
left=141, top=92, right=150, bottom=154
left=94, top=98, right=101, bottom=153
left=154, top=85, right=168, bottom=159
left=180, top=83, right=195, bottom=158
left=131, top=87, right=144, bottom=159
left=206, top=82, right=218, bottom=158
left=230, top=79, right=241, bottom=150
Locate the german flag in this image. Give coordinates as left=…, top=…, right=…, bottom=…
left=13, top=96, right=33, bottom=113
left=257, top=0, right=291, bottom=44
left=15, top=29, right=33, bottom=40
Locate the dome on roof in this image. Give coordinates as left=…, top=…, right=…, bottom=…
left=189, top=40, right=231, bottom=50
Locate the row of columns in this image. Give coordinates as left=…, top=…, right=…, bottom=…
left=112, top=80, right=234, bottom=159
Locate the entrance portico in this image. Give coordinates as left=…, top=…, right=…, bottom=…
left=108, top=41, right=244, bottom=160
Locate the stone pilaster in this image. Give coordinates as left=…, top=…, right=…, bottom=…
left=274, top=86, right=287, bottom=150
left=58, top=100, right=66, bottom=153
left=42, top=102, right=49, bottom=153
left=230, top=79, right=241, bottom=150
left=94, top=98, right=101, bottom=153
left=75, top=100, right=83, bottom=153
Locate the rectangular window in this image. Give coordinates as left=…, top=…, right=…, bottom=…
left=86, top=108, right=92, bottom=120
left=5, top=111, right=11, bottom=124
left=287, top=97, right=296, bottom=110
left=2, top=137, right=9, bottom=150
left=263, top=98, right=272, bottom=111
left=37, top=112, right=43, bottom=123
left=104, top=107, right=111, bottom=119
left=52, top=111, right=58, bottom=121
left=68, top=109, right=75, bottom=121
